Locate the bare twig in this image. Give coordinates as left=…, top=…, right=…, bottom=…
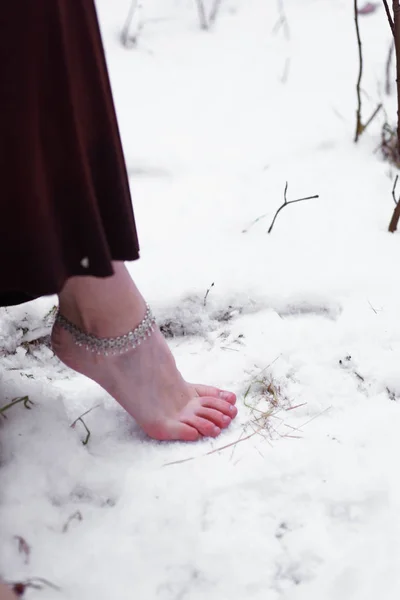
left=363, top=103, right=383, bottom=130
left=392, top=174, right=399, bottom=204
left=386, top=41, right=395, bottom=94
left=70, top=405, right=99, bottom=445
left=209, top=0, right=223, bottom=26
left=278, top=0, right=290, bottom=40
left=382, top=0, right=395, bottom=34
left=203, top=282, right=215, bottom=306
left=195, top=0, right=208, bottom=29
left=121, top=0, right=143, bottom=48
left=354, top=0, right=364, bottom=142
left=0, top=396, right=33, bottom=419
left=267, top=182, right=319, bottom=234
left=272, top=0, right=290, bottom=39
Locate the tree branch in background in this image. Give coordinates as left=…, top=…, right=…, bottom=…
left=354, top=0, right=384, bottom=141
left=267, top=182, right=319, bottom=234
left=392, top=1, right=400, bottom=153
left=382, top=0, right=395, bottom=34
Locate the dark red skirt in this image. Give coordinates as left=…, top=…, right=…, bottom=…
left=0, top=0, right=140, bottom=306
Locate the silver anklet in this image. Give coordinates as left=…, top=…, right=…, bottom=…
left=55, top=304, right=156, bottom=356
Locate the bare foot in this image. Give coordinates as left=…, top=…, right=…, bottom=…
left=51, top=319, right=237, bottom=441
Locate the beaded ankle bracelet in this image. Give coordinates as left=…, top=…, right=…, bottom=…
left=55, top=303, right=156, bottom=356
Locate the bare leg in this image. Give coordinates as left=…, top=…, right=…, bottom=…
left=52, top=262, right=237, bottom=441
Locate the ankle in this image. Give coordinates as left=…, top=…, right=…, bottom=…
left=57, top=262, right=148, bottom=337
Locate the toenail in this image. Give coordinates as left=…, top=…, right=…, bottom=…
left=219, top=391, right=232, bottom=400
left=214, top=426, right=221, bottom=435
left=229, top=404, right=235, bottom=412
left=222, top=415, right=230, bottom=423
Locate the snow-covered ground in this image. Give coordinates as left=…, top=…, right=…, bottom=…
left=1, top=0, right=400, bottom=598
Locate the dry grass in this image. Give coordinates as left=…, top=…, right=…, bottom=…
left=164, top=364, right=308, bottom=467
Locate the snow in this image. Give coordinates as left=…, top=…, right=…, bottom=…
left=1, top=0, right=400, bottom=598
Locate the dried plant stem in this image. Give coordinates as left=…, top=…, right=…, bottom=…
left=0, top=396, right=33, bottom=419
left=70, top=405, right=99, bottom=445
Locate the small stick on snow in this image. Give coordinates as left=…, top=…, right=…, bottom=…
left=203, top=282, right=215, bottom=306
left=267, top=182, right=319, bottom=234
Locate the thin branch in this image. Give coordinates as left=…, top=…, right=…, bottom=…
left=382, top=0, right=395, bottom=35
left=354, top=0, right=364, bottom=142
left=386, top=41, right=395, bottom=94
left=277, top=0, right=290, bottom=40
left=121, top=0, right=139, bottom=47
left=203, top=282, right=215, bottom=306
left=267, top=182, right=319, bottom=234
left=195, top=0, right=208, bottom=29
left=209, top=0, right=223, bottom=26
left=388, top=175, right=400, bottom=231
left=392, top=174, right=399, bottom=205
left=363, top=103, right=383, bottom=131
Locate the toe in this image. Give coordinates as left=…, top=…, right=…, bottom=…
left=150, top=420, right=200, bottom=442
left=194, top=384, right=237, bottom=404
left=183, top=416, right=221, bottom=438
left=200, top=397, right=238, bottom=418
left=196, top=407, right=232, bottom=429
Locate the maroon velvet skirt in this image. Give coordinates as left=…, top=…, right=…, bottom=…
left=0, top=0, right=140, bottom=306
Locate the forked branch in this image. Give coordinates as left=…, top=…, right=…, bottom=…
left=267, top=182, right=319, bottom=234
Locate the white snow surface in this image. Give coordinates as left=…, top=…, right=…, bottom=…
left=1, top=0, right=400, bottom=598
